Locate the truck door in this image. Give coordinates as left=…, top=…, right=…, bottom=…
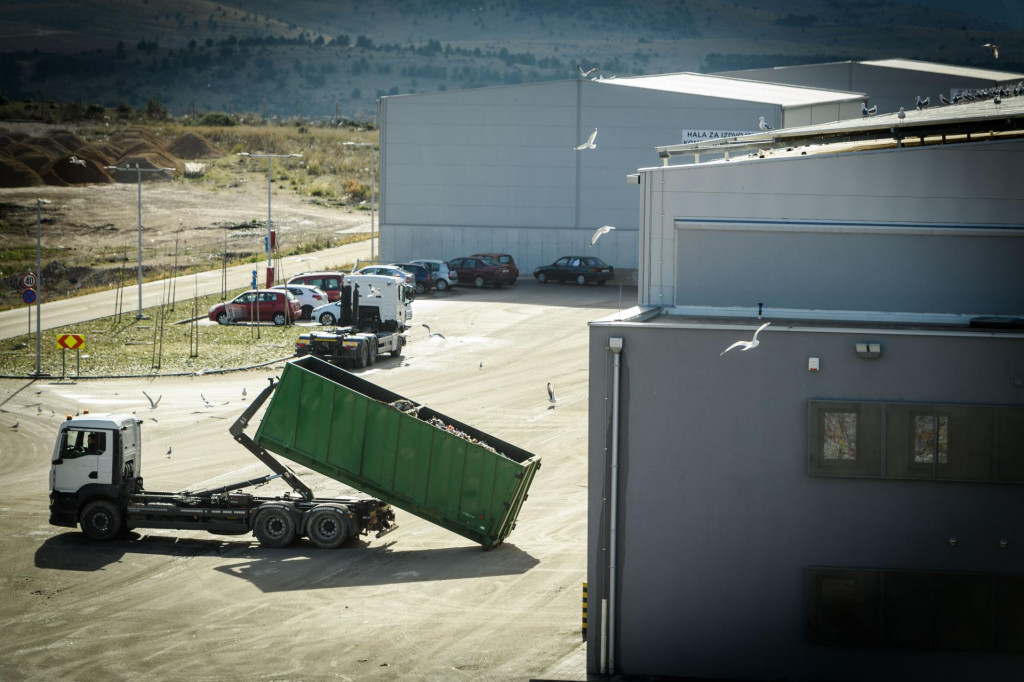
left=51, top=428, right=115, bottom=493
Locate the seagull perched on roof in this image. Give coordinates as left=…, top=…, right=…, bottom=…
left=720, top=322, right=771, bottom=356
left=939, top=93, right=950, bottom=105
left=861, top=103, right=877, bottom=117
left=983, top=43, right=999, bottom=59
left=758, top=116, right=772, bottom=132
left=591, top=225, right=616, bottom=246
left=575, top=128, right=598, bottom=151
left=898, top=107, right=906, bottom=120
left=577, top=64, right=599, bottom=78
left=915, top=95, right=930, bottom=110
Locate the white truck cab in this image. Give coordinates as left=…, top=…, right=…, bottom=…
left=345, top=274, right=414, bottom=329
left=49, top=414, right=141, bottom=528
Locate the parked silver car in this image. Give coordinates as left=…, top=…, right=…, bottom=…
left=409, top=259, right=459, bottom=291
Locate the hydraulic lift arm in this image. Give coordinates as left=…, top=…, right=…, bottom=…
left=228, top=377, right=315, bottom=501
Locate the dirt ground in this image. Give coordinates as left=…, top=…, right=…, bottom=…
left=1, top=178, right=371, bottom=282
left=0, top=280, right=630, bottom=681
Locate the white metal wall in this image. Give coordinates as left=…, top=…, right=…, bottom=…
left=378, top=80, right=849, bottom=272
left=639, top=138, right=1024, bottom=314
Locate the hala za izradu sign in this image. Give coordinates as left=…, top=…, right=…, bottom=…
left=681, top=129, right=757, bottom=142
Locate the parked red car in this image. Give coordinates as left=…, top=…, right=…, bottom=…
left=209, top=289, right=301, bottom=325
left=448, top=255, right=516, bottom=287
left=471, top=253, right=519, bottom=283
left=286, top=271, right=346, bottom=302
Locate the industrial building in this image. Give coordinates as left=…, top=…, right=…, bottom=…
left=586, top=99, right=1024, bottom=680
left=721, top=58, right=1024, bottom=118
left=376, top=75, right=863, bottom=274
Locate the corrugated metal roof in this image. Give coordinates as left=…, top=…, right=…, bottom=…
left=600, top=72, right=864, bottom=107
left=860, top=58, right=1024, bottom=82
left=654, top=95, right=1024, bottom=162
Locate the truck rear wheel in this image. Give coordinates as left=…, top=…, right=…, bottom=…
left=305, top=507, right=349, bottom=549
left=367, top=339, right=378, bottom=366
left=355, top=342, right=369, bottom=368
left=80, top=500, right=122, bottom=541
left=254, top=507, right=296, bottom=548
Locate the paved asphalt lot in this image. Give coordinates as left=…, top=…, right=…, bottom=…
left=0, top=277, right=637, bottom=682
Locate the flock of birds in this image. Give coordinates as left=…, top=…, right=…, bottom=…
left=856, top=81, right=1024, bottom=119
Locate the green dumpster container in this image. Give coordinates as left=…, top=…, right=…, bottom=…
left=254, top=356, right=541, bottom=548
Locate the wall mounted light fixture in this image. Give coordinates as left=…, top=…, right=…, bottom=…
left=855, top=342, right=882, bottom=359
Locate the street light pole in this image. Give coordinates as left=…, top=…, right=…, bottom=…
left=343, top=141, right=376, bottom=263
left=237, top=152, right=301, bottom=287
left=35, top=198, right=50, bottom=376
left=105, top=163, right=175, bottom=319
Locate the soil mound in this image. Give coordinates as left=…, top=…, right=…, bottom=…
left=15, top=151, right=53, bottom=173
left=168, top=132, right=223, bottom=159
left=108, top=152, right=183, bottom=182
left=0, top=157, right=45, bottom=187
left=41, top=156, right=113, bottom=185
left=46, top=130, right=88, bottom=152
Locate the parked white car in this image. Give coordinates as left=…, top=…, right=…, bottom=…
left=409, top=259, right=459, bottom=291
left=353, top=265, right=414, bottom=287
left=272, top=284, right=328, bottom=319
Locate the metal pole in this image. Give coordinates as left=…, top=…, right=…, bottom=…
left=370, top=144, right=376, bottom=263
left=104, top=164, right=174, bottom=319
left=607, top=337, right=624, bottom=675
left=266, top=156, right=272, bottom=281
left=35, top=198, right=49, bottom=376
left=237, top=152, right=301, bottom=288
left=136, top=166, right=143, bottom=318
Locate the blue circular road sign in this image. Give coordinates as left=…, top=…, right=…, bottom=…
left=22, top=288, right=37, bottom=305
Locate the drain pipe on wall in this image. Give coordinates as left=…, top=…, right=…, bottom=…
left=605, top=336, right=624, bottom=675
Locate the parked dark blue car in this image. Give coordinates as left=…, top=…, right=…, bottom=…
left=390, top=262, right=432, bottom=295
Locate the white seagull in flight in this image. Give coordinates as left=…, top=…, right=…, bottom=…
left=591, top=225, right=615, bottom=246
left=720, top=322, right=771, bottom=356
left=578, top=64, right=599, bottom=78
left=575, top=128, right=598, bottom=151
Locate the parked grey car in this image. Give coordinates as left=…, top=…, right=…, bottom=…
left=409, top=259, right=459, bottom=291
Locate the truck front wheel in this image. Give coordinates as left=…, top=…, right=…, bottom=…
left=390, top=335, right=405, bottom=358
left=254, top=507, right=296, bottom=548
left=80, top=500, right=122, bottom=541
left=305, top=508, right=349, bottom=549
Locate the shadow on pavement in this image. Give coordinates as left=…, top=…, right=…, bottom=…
left=35, top=531, right=540, bottom=592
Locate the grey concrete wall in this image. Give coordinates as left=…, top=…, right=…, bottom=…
left=587, top=320, right=1024, bottom=680
left=721, top=62, right=1024, bottom=117
left=639, top=138, right=1024, bottom=313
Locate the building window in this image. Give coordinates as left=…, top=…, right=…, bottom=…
left=807, top=567, right=1024, bottom=653
left=823, top=412, right=858, bottom=461
left=808, top=402, right=882, bottom=478
left=810, top=401, right=1023, bottom=484
left=913, top=413, right=948, bottom=465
